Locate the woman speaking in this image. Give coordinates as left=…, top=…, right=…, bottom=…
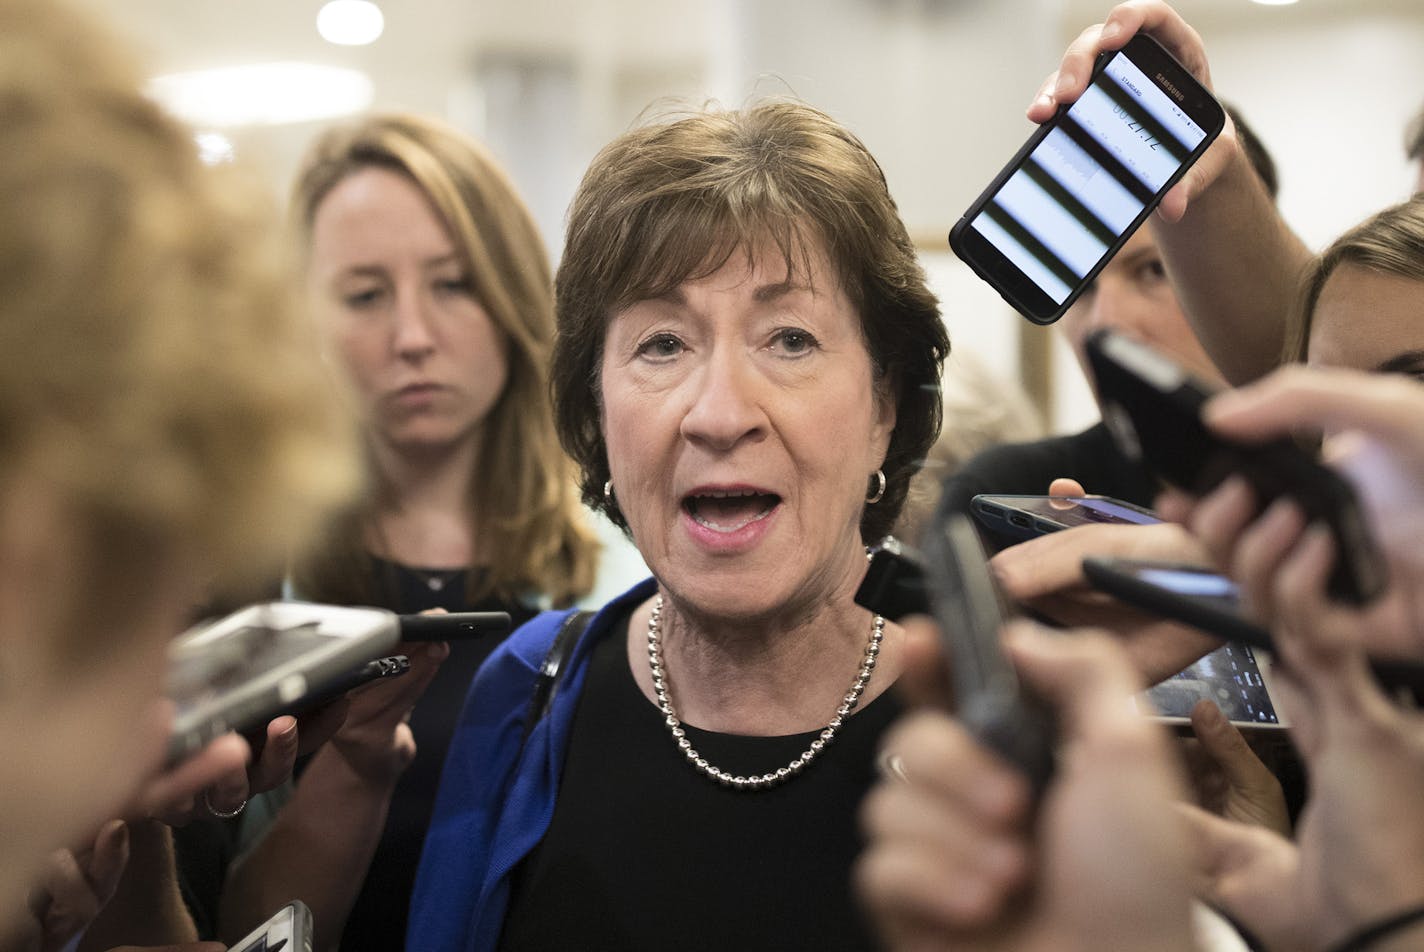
left=410, top=101, right=949, bottom=951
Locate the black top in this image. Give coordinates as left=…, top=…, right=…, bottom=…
left=498, top=609, right=901, bottom=952
left=938, top=422, right=1158, bottom=547
left=338, top=560, right=538, bottom=952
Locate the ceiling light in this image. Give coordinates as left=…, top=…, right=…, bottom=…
left=1249, top=0, right=1298, bottom=6
left=194, top=131, right=235, bottom=165
left=317, top=0, right=385, bottom=46
left=148, top=62, right=374, bottom=128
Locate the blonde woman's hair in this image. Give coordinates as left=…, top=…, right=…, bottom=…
left=290, top=114, right=598, bottom=607
left=1285, top=197, right=1424, bottom=364
left=0, top=0, right=358, bottom=662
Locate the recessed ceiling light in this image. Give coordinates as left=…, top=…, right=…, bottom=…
left=148, top=62, right=375, bottom=128
left=1249, top=0, right=1299, bottom=6
left=194, top=131, right=235, bottom=165
left=317, top=0, right=385, bottom=46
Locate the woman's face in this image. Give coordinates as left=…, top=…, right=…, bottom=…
left=599, top=240, right=895, bottom=623
left=308, top=167, right=509, bottom=453
left=1308, top=263, right=1424, bottom=378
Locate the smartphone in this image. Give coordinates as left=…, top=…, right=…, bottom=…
left=1082, top=556, right=1424, bottom=697
left=320, top=654, right=411, bottom=698
left=166, top=602, right=400, bottom=764
left=1085, top=329, right=1387, bottom=604
left=226, top=900, right=313, bottom=952
left=921, top=514, right=1056, bottom=793
left=950, top=33, right=1224, bottom=324
left=971, top=493, right=1159, bottom=544
left=1142, top=641, right=1286, bottom=731
left=397, top=611, right=511, bottom=641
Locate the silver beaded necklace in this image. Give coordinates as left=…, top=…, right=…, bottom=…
left=645, top=593, right=886, bottom=791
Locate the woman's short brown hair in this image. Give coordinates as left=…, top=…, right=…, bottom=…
left=1286, top=197, right=1424, bottom=363
left=552, top=101, right=949, bottom=543
left=290, top=114, right=599, bottom=607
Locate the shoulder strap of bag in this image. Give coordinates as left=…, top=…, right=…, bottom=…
left=520, top=609, right=594, bottom=746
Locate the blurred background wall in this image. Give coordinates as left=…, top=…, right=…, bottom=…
left=74, top=0, right=1424, bottom=434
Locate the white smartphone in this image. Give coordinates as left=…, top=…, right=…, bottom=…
left=226, top=900, right=313, bottom=952
left=166, top=602, right=400, bottom=764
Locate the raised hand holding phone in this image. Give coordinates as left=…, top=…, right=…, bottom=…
left=952, top=32, right=1223, bottom=323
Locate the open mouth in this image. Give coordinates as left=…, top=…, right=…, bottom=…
left=683, top=489, right=781, bottom=534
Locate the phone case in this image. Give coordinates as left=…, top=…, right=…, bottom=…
left=166, top=603, right=400, bottom=764
left=950, top=33, right=1224, bottom=324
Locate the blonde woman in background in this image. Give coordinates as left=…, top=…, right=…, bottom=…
left=218, top=115, right=604, bottom=950
left=0, top=0, right=354, bottom=943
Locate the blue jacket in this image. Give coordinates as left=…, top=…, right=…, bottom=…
left=406, top=578, right=656, bottom=952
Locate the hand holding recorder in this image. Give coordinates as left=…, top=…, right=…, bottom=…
left=858, top=622, right=1195, bottom=952
left=1158, top=364, right=1424, bottom=662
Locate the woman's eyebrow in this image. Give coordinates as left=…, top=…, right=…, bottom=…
left=1375, top=350, right=1424, bottom=374
left=753, top=280, right=811, bottom=303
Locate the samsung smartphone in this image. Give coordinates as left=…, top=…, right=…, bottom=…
left=166, top=602, right=400, bottom=764
left=950, top=33, right=1224, bottom=324
left=971, top=493, right=1159, bottom=544
left=1082, top=556, right=1424, bottom=697
left=226, top=900, right=313, bottom=952
left=1085, top=329, right=1387, bottom=604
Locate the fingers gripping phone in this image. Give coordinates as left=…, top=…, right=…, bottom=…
left=1082, top=556, right=1424, bottom=699
left=924, top=516, right=1055, bottom=792
left=227, top=900, right=313, bottom=952
left=1085, top=329, right=1388, bottom=604
left=859, top=519, right=1057, bottom=793
left=971, top=493, right=1160, bottom=545
left=166, top=602, right=402, bottom=764
left=950, top=33, right=1225, bottom=324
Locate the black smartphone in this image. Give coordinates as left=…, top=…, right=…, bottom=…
left=971, top=493, right=1159, bottom=544
left=166, top=602, right=400, bottom=764
left=226, top=900, right=313, bottom=952
left=920, top=514, right=1056, bottom=794
left=1082, top=556, right=1424, bottom=697
left=397, top=611, right=511, bottom=641
left=319, top=654, right=411, bottom=698
left=1085, top=329, right=1387, bottom=604
left=950, top=33, right=1224, bottom=325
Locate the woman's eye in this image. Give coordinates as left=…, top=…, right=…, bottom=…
left=435, top=276, right=474, bottom=296
left=636, top=334, right=684, bottom=360
left=1135, top=258, right=1168, bottom=284
left=343, top=287, right=383, bottom=309
left=772, top=328, right=819, bottom=356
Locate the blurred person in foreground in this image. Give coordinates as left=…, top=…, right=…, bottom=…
left=0, top=0, right=355, bottom=944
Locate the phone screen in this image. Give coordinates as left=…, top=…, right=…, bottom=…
left=952, top=36, right=1221, bottom=323
left=1141, top=642, right=1280, bottom=726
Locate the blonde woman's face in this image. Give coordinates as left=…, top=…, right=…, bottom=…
left=1308, top=263, right=1424, bottom=378
left=309, top=167, right=510, bottom=453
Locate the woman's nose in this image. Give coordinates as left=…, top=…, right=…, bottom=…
left=679, top=349, right=767, bottom=451
left=392, top=288, right=437, bottom=360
